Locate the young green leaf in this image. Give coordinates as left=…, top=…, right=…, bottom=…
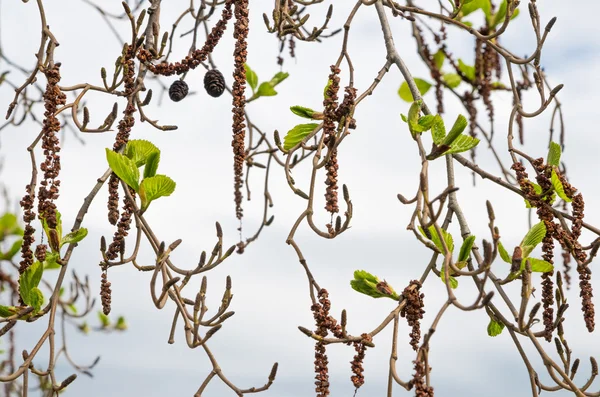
left=442, top=73, right=462, bottom=88
left=106, top=149, right=140, bottom=192
left=350, top=270, right=399, bottom=300
left=419, top=225, right=454, bottom=253
left=290, top=106, right=318, bottom=119
left=498, top=241, right=512, bottom=263
left=0, top=213, right=23, bottom=238
left=139, top=175, right=176, bottom=211
left=431, top=115, right=446, bottom=145
left=0, top=305, right=20, bottom=318
left=398, top=78, right=432, bottom=102
left=547, top=141, right=562, bottom=167
left=43, top=252, right=61, bottom=270
left=269, top=71, right=289, bottom=87
left=457, top=59, right=476, bottom=81
left=244, top=64, right=258, bottom=91
left=433, top=50, right=445, bottom=69
left=407, top=100, right=423, bottom=136
left=520, top=221, right=546, bottom=250
left=144, top=151, right=160, bottom=179
left=487, top=317, right=505, bottom=337
left=444, top=135, right=480, bottom=155
left=125, top=139, right=160, bottom=167
left=61, top=228, right=88, bottom=247
left=19, top=261, right=43, bottom=307
left=527, top=258, right=554, bottom=273
left=441, top=114, right=468, bottom=147
left=440, top=268, right=459, bottom=289
left=323, top=79, right=332, bottom=99
left=458, top=235, right=476, bottom=262
left=98, top=311, right=111, bottom=327
left=551, top=169, right=572, bottom=203
left=28, top=287, right=44, bottom=313
left=524, top=182, right=543, bottom=208
left=283, top=123, right=319, bottom=150
left=1, top=239, right=22, bottom=260
left=416, top=115, right=436, bottom=131
left=256, top=82, right=277, bottom=97
left=115, top=316, right=128, bottom=331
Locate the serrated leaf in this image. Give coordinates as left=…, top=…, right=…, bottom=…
left=283, top=123, right=319, bottom=150
left=61, top=228, right=88, bottom=247
left=124, top=140, right=160, bottom=167
left=498, top=241, right=511, bottom=263
left=458, top=59, right=476, bottom=81
left=139, top=175, right=176, bottom=211
left=1, top=239, right=22, bottom=260
left=290, top=106, right=317, bottom=119
left=431, top=115, right=446, bottom=145
left=269, top=71, right=289, bottom=87
left=551, top=169, right=572, bottom=202
left=144, top=151, right=160, bottom=179
left=487, top=317, right=505, bottom=337
left=416, top=115, right=436, bottom=132
left=19, top=261, right=43, bottom=306
left=520, top=221, right=546, bottom=250
left=29, top=287, right=44, bottom=313
left=244, top=64, right=258, bottom=91
left=440, top=268, right=459, bottom=289
left=547, top=141, right=561, bottom=167
left=433, top=50, right=445, bottom=69
left=398, top=78, right=432, bottom=102
left=527, top=258, right=554, bottom=273
left=441, top=114, right=468, bottom=146
left=458, top=235, right=476, bottom=262
left=256, top=82, right=277, bottom=97
left=419, top=225, right=454, bottom=253
left=443, top=73, right=462, bottom=88
left=106, top=149, right=140, bottom=192
left=445, top=134, right=480, bottom=155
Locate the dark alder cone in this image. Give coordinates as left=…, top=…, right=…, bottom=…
left=204, top=69, right=226, bottom=97
left=168, top=80, right=189, bottom=102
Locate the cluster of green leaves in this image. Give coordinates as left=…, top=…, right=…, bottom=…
left=401, top=100, right=479, bottom=159
left=0, top=213, right=24, bottom=260
left=498, top=221, right=553, bottom=277
left=0, top=212, right=88, bottom=319
left=106, top=140, right=176, bottom=211
left=453, top=0, right=520, bottom=28
left=245, top=64, right=289, bottom=100
left=418, top=225, right=476, bottom=289
left=524, top=142, right=572, bottom=208
left=350, top=270, right=399, bottom=300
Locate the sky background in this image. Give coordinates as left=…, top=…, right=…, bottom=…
left=1, top=0, right=600, bottom=396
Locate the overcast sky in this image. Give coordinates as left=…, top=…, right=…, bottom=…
left=1, top=0, right=600, bottom=396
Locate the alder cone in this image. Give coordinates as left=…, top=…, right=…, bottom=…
left=169, top=80, right=189, bottom=102
left=204, top=69, right=225, bottom=97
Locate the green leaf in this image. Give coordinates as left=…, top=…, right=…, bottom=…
left=547, top=141, right=561, bottom=167
left=0, top=305, right=19, bottom=318
left=139, top=175, right=176, bottom=211
left=498, top=241, right=511, bottom=263
left=283, top=123, right=319, bottom=151
left=115, top=316, right=128, bottom=331
left=458, top=59, right=476, bottom=81
left=44, top=252, right=61, bottom=270
left=520, top=221, right=546, bottom=250
left=551, top=169, right=572, bottom=203
left=353, top=270, right=379, bottom=283
left=67, top=304, right=78, bottom=314
left=400, top=114, right=408, bottom=123
left=443, top=73, right=462, bottom=88
left=0, top=213, right=23, bottom=238
left=458, top=235, right=476, bottom=262
left=28, top=287, right=44, bottom=313
left=431, top=115, right=446, bottom=145
left=433, top=50, right=445, bottom=69
left=61, top=228, right=88, bottom=247
left=492, top=0, right=508, bottom=27
left=462, top=0, right=491, bottom=18
left=244, top=64, right=258, bottom=91
left=445, top=134, right=480, bottom=155
left=441, top=114, right=468, bottom=147
left=521, top=244, right=535, bottom=259
left=256, top=82, right=277, bottom=97
left=407, top=100, right=423, bottom=136
left=124, top=140, right=160, bottom=167
left=1, top=239, right=22, bottom=260
left=527, top=258, right=554, bottom=273
left=144, top=151, right=160, bottom=179
left=98, top=311, right=111, bottom=327
left=487, top=317, right=505, bottom=337
left=350, top=270, right=398, bottom=300
left=19, top=261, right=44, bottom=306
left=419, top=225, right=454, bottom=254
left=417, top=115, right=436, bottom=131
left=269, top=71, right=289, bottom=87
left=106, top=149, right=140, bottom=192
left=440, top=268, right=459, bottom=289
left=290, top=106, right=318, bottom=119
left=398, top=78, right=432, bottom=102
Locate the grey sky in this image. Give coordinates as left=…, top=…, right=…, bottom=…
left=1, top=0, right=600, bottom=396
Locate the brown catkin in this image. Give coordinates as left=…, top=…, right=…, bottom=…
left=400, top=280, right=425, bottom=351
left=323, top=65, right=341, bottom=214
left=100, top=271, right=112, bottom=315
